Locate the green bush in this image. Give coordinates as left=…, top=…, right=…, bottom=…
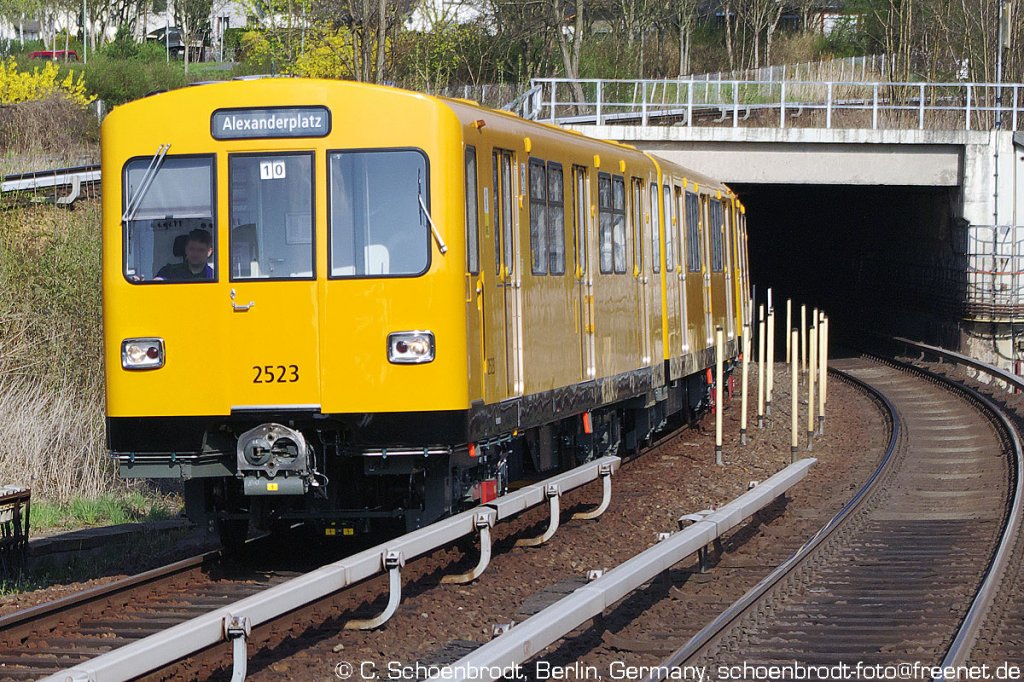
left=77, top=54, right=187, bottom=105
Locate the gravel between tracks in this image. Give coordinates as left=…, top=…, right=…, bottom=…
left=147, top=362, right=885, bottom=682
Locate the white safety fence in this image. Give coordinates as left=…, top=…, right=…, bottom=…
left=529, top=78, right=1024, bottom=131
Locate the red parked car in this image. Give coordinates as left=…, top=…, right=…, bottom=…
left=29, top=50, right=80, bottom=61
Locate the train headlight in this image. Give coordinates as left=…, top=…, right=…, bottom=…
left=121, top=338, right=165, bottom=370
left=387, top=331, right=435, bottom=364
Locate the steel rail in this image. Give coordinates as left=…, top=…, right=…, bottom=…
left=427, top=458, right=817, bottom=682
left=884, top=338, right=1024, bottom=677
left=641, top=367, right=900, bottom=679
left=0, top=548, right=221, bottom=632
left=40, top=455, right=620, bottom=682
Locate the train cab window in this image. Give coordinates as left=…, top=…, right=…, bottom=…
left=685, top=191, right=701, bottom=272
left=662, top=185, right=674, bottom=272
left=709, top=199, right=724, bottom=272
left=650, top=183, right=660, bottom=274
left=329, top=149, right=428, bottom=278
left=122, top=155, right=216, bottom=283
left=229, top=153, right=314, bottom=280
left=465, top=147, right=480, bottom=275
left=547, top=163, right=565, bottom=275
left=528, top=159, right=548, bottom=275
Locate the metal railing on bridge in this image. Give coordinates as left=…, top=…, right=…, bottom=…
left=527, top=78, right=1024, bottom=131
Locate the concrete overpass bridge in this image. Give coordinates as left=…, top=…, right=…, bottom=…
left=513, top=78, right=1024, bottom=366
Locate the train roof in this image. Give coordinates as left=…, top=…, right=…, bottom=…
left=111, top=78, right=732, bottom=198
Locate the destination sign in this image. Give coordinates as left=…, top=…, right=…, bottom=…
left=211, top=107, right=331, bottom=140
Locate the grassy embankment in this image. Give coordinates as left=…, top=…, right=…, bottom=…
left=0, top=202, right=181, bottom=528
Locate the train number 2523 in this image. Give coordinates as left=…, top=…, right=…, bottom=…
left=252, top=365, right=300, bottom=383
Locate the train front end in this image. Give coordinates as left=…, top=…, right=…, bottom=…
left=102, top=79, right=476, bottom=541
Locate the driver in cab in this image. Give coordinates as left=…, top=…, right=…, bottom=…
left=155, top=229, right=214, bottom=281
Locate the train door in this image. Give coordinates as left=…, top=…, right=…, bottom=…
left=573, top=165, right=596, bottom=379
left=631, top=178, right=650, bottom=363
left=700, top=193, right=713, bottom=345
left=706, top=194, right=727, bottom=339
left=502, top=152, right=524, bottom=397
left=662, top=183, right=680, bottom=356
left=224, top=151, right=321, bottom=409
left=674, top=185, right=689, bottom=356
left=483, top=150, right=509, bottom=402
left=683, top=190, right=706, bottom=353
left=465, top=147, right=484, bottom=399
left=722, top=197, right=735, bottom=341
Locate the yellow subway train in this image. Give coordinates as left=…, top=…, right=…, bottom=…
left=101, top=78, right=751, bottom=544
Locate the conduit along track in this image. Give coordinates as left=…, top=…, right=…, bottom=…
left=642, top=351, right=1022, bottom=676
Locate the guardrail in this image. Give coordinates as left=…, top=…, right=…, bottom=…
left=529, top=78, right=1024, bottom=131
left=427, top=458, right=817, bottom=682
left=41, top=455, right=620, bottom=682
left=0, top=164, right=100, bottom=206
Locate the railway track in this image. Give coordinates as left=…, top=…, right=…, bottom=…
left=0, top=544, right=312, bottom=681
left=646, top=352, right=1022, bottom=676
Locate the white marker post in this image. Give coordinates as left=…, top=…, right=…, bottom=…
left=715, top=326, right=724, bottom=465
left=791, top=328, right=799, bottom=463
left=741, top=323, right=750, bottom=446
left=757, top=305, right=766, bottom=430
left=800, top=304, right=807, bottom=376
left=819, top=315, right=829, bottom=435
left=766, top=307, right=776, bottom=416
left=808, top=324, right=817, bottom=451
left=785, top=299, right=792, bottom=364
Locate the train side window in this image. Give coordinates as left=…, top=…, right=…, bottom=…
left=528, top=158, right=547, bottom=275
left=686, top=191, right=701, bottom=272
left=492, top=152, right=501, bottom=275
left=573, top=166, right=588, bottom=276
left=662, top=184, right=674, bottom=272
left=500, top=152, right=514, bottom=275
left=547, top=162, right=566, bottom=275
left=631, top=178, right=644, bottom=274
left=230, top=152, right=314, bottom=280
left=650, top=182, right=660, bottom=274
left=122, top=154, right=216, bottom=284
left=465, top=146, right=479, bottom=275
left=710, top=199, right=724, bottom=272
left=675, top=186, right=685, bottom=274
left=328, top=149, right=427, bottom=278
left=612, top=175, right=626, bottom=274
left=597, top=173, right=613, bottom=274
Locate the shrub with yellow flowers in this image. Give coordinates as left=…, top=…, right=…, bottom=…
left=0, top=58, right=95, bottom=106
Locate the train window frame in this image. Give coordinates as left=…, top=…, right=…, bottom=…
left=528, top=157, right=548, bottom=276
left=465, top=146, right=480, bottom=275
left=631, top=178, right=644, bottom=274
left=547, top=162, right=566, bottom=276
left=662, top=184, right=674, bottom=273
left=650, top=182, right=660, bottom=274
left=597, top=172, right=613, bottom=275
left=326, top=147, right=431, bottom=280
left=685, top=190, right=702, bottom=273
left=572, top=165, right=588, bottom=277
left=710, top=198, right=724, bottom=272
left=612, top=175, right=627, bottom=274
left=121, top=153, right=218, bottom=286
left=228, top=150, right=316, bottom=282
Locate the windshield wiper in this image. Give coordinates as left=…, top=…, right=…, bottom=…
left=122, top=143, right=171, bottom=223
left=418, top=170, right=447, bottom=255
